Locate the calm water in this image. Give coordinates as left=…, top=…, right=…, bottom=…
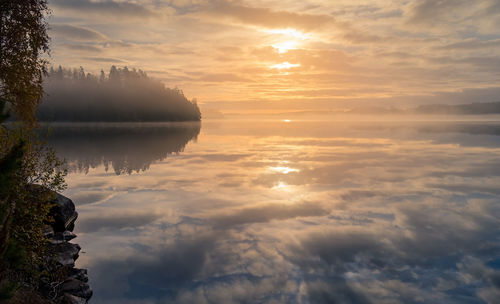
left=46, top=119, right=500, bottom=304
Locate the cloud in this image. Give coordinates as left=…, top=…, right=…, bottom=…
left=342, top=31, right=385, bottom=44
left=50, top=0, right=155, bottom=18
left=284, top=195, right=500, bottom=301
left=50, top=24, right=108, bottom=41
left=70, top=191, right=113, bottom=205
left=88, top=232, right=217, bottom=301
left=82, top=56, right=126, bottom=63
left=77, top=212, right=161, bottom=233
left=44, top=0, right=500, bottom=106
left=293, top=230, right=384, bottom=269
left=427, top=183, right=500, bottom=196
left=198, top=73, right=254, bottom=82
left=210, top=201, right=328, bottom=228
left=306, top=278, right=371, bottom=304
left=436, top=38, right=500, bottom=50
left=404, top=0, right=500, bottom=34
left=188, top=153, right=251, bottom=162
left=206, top=3, right=335, bottom=31
left=405, top=0, right=470, bottom=26
left=427, top=56, right=500, bottom=71
left=63, top=44, right=103, bottom=53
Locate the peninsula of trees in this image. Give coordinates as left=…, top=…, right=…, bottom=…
left=37, top=66, right=201, bottom=122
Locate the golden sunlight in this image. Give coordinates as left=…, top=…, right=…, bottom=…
left=269, top=166, right=299, bottom=174
left=272, top=181, right=292, bottom=191
left=272, top=40, right=298, bottom=54
left=264, top=28, right=310, bottom=40
left=265, top=28, right=309, bottom=53
left=270, top=62, right=300, bottom=69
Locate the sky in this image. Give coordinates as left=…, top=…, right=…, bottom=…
left=47, top=0, right=500, bottom=111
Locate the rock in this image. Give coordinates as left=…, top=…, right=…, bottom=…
left=68, top=268, right=89, bottom=283
left=61, top=278, right=93, bottom=300
left=37, top=188, right=92, bottom=303
left=63, top=230, right=77, bottom=241
left=51, top=231, right=78, bottom=244
left=61, top=293, right=88, bottom=304
left=49, top=192, right=78, bottom=232
left=49, top=238, right=66, bottom=245
left=50, top=242, right=81, bottom=267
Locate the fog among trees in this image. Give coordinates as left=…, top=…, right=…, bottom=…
left=38, top=66, right=201, bottom=122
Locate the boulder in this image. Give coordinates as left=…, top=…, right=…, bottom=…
left=51, top=231, right=78, bottom=244
left=49, top=192, right=78, bottom=232
left=68, top=268, right=89, bottom=283
left=61, top=278, right=93, bottom=300
left=37, top=188, right=92, bottom=303
left=61, top=293, right=88, bottom=304
left=50, top=242, right=81, bottom=267
left=63, top=230, right=77, bottom=241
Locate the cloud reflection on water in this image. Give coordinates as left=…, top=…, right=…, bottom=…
left=49, top=120, right=500, bottom=303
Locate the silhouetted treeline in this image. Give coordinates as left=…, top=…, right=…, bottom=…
left=37, top=66, right=201, bottom=122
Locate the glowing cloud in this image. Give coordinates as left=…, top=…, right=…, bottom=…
left=271, top=40, right=298, bottom=53
left=270, top=62, right=300, bottom=69
left=269, top=166, right=299, bottom=174
left=264, top=28, right=310, bottom=40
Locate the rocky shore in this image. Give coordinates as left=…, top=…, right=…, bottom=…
left=42, top=192, right=92, bottom=303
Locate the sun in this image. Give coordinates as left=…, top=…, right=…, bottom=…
left=272, top=40, right=298, bottom=54
left=263, top=28, right=310, bottom=54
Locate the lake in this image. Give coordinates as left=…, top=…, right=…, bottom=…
left=45, top=118, right=500, bottom=304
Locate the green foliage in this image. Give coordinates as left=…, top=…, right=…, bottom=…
left=3, top=240, right=27, bottom=270
left=0, top=118, right=67, bottom=301
left=0, top=0, right=50, bottom=124
left=1, top=1, right=68, bottom=301
left=0, top=139, right=24, bottom=200
left=0, top=99, right=9, bottom=123
left=0, top=280, right=18, bottom=300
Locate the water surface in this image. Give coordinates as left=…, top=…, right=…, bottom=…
left=48, top=119, right=500, bottom=303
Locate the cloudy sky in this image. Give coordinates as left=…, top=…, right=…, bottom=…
left=47, top=0, right=500, bottom=111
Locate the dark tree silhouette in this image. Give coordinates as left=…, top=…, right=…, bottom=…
left=38, top=66, right=202, bottom=122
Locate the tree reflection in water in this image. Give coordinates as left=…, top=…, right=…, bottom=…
left=42, top=122, right=200, bottom=174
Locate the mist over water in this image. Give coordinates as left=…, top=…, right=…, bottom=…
left=48, top=118, right=500, bottom=303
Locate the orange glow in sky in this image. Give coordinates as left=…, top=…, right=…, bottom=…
left=47, top=0, right=500, bottom=111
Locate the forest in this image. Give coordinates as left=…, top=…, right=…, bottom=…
left=37, top=66, right=201, bottom=122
